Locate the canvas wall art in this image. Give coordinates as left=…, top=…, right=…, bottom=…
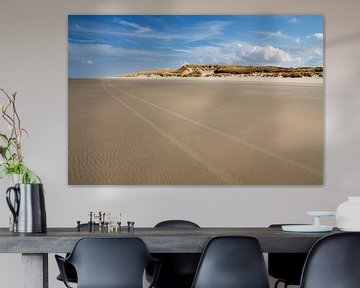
left=68, top=15, right=323, bottom=185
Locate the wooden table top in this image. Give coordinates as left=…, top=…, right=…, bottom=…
left=0, top=227, right=339, bottom=253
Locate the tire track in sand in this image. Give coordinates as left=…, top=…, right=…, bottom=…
left=102, top=84, right=239, bottom=184
left=109, top=82, right=322, bottom=178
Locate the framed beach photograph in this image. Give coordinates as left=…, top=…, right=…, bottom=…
left=68, top=15, right=323, bottom=185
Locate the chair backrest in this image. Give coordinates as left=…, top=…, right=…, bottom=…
left=300, top=232, right=360, bottom=288
left=67, top=237, right=154, bottom=288
left=155, top=220, right=200, bottom=228
left=151, top=220, right=201, bottom=286
left=268, top=224, right=308, bottom=285
left=191, top=236, right=270, bottom=288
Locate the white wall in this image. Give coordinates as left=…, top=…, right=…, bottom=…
left=1, top=0, right=360, bottom=287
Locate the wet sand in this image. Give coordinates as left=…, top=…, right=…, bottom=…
left=68, top=78, right=323, bottom=185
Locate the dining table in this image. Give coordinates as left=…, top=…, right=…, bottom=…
left=0, top=226, right=339, bottom=288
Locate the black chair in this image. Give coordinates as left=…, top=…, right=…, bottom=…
left=55, top=237, right=160, bottom=288
left=300, top=232, right=360, bottom=288
left=191, top=236, right=270, bottom=288
left=147, top=220, right=201, bottom=288
left=56, top=223, right=99, bottom=284
left=56, top=262, right=77, bottom=284
left=268, top=224, right=308, bottom=288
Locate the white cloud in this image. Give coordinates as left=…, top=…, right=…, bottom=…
left=174, top=46, right=226, bottom=64
left=175, top=42, right=292, bottom=66
left=252, top=30, right=300, bottom=43
left=74, top=24, right=82, bottom=30
left=69, top=38, right=95, bottom=44
left=69, top=43, right=160, bottom=58
left=313, top=33, right=323, bottom=40
left=118, top=20, right=152, bottom=34
left=296, top=38, right=300, bottom=44
left=181, top=20, right=230, bottom=43
left=70, top=19, right=231, bottom=44
left=236, top=44, right=291, bottom=63
left=253, top=30, right=286, bottom=40
left=286, top=44, right=323, bottom=67
left=200, top=21, right=229, bottom=35
left=312, top=47, right=323, bottom=56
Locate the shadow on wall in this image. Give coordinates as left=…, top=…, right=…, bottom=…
left=327, top=31, right=360, bottom=46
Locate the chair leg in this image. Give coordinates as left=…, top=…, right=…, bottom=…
left=274, top=280, right=290, bottom=288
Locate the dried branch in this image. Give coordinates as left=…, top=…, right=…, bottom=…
left=0, top=88, right=40, bottom=183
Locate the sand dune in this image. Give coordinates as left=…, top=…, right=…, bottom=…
left=120, top=64, right=323, bottom=79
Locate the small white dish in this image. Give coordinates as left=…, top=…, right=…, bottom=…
left=282, top=210, right=335, bottom=232
left=307, top=211, right=336, bottom=217
left=282, top=225, right=333, bottom=233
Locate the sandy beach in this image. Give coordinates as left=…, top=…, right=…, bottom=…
left=68, top=77, right=323, bottom=185
left=111, top=75, right=323, bottom=85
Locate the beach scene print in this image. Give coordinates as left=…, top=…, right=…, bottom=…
left=68, top=15, right=323, bottom=185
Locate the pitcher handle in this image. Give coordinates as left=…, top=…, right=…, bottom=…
left=6, top=186, right=20, bottom=224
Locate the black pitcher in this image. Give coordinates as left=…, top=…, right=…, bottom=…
left=6, top=183, right=47, bottom=233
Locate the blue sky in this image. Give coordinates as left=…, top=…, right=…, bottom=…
left=68, top=15, right=323, bottom=78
